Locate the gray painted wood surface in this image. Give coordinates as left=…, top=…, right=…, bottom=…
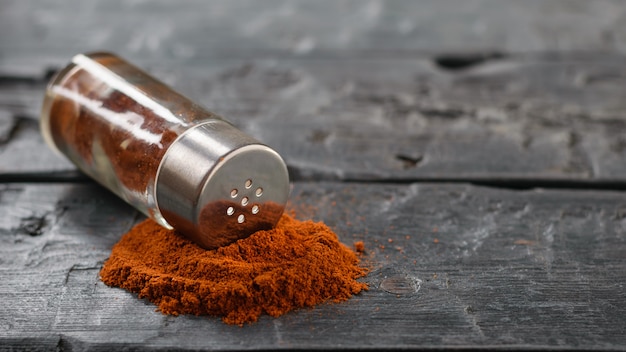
left=1, top=183, right=626, bottom=350
left=2, top=0, right=626, bottom=182
left=1, top=0, right=626, bottom=350
left=5, top=55, right=626, bottom=183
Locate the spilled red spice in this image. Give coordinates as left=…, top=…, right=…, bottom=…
left=100, top=214, right=368, bottom=325
left=354, top=241, right=365, bottom=254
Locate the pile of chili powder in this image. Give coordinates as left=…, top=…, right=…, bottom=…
left=100, top=213, right=367, bottom=325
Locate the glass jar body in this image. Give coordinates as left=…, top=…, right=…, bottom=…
left=41, top=52, right=219, bottom=228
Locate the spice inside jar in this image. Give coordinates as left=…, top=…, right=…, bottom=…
left=40, top=52, right=290, bottom=249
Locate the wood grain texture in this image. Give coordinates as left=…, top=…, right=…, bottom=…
left=1, top=183, right=625, bottom=350
left=3, top=56, right=626, bottom=182
left=2, top=0, right=626, bottom=181
left=1, top=0, right=626, bottom=73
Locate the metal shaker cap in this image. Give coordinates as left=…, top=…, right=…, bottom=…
left=155, top=120, right=290, bottom=249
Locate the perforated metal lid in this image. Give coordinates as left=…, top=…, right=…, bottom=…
left=155, top=120, right=290, bottom=249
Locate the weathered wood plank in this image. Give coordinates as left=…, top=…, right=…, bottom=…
left=3, top=0, right=626, bottom=181
left=2, top=0, right=626, bottom=74
left=2, top=56, right=626, bottom=182
left=1, top=182, right=625, bottom=350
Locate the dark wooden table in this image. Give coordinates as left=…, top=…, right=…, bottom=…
left=2, top=1, right=626, bottom=350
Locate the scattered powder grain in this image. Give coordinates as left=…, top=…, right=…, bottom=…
left=100, top=214, right=368, bottom=325
left=354, top=241, right=365, bottom=254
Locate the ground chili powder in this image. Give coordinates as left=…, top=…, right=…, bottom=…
left=100, top=213, right=368, bottom=325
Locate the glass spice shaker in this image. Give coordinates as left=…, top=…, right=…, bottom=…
left=40, top=52, right=290, bottom=249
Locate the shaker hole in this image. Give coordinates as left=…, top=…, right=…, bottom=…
left=237, top=214, right=245, bottom=223
left=245, top=179, right=253, bottom=189
left=230, top=189, right=238, bottom=198
left=241, top=197, right=249, bottom=206
left=226, top=207, right=234, bottom=216
left=252, top=205, right=259, bottom=214
left=255, top=187, right=263, bottom=197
